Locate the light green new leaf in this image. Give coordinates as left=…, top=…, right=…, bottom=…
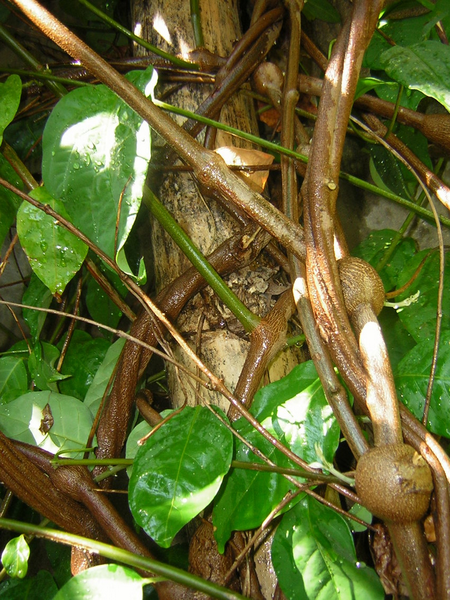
left=0, top=75, right=21, bottom=146
left=0, top=390, right=94, bottom=458
left=381, top=41, right=450, bottom=111
left=129, top=406, right=233, bottom=548
left=17, top=187, right=88, bottom=295
left=42, top=68, right=156, bottom=261
left=1, top=535, right=30, bottom=579
left=396, top=331, right=450, bottom=438
left=53, top=564, right=146, bottom=600
left=272, top=497, right=384, bottom=600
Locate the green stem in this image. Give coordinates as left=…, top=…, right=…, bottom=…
left=0, top=67, right=91, bottom=88
left=190, top=0, right=204, bottom=48
left=231, top=460, right=340, bottom=482
left=0, top=24, right=67, bottom=98
left=76, top=0, right=197, bottom=70
left=0, top=518, right=246, bottom=600
left=143, top=186, right=260, bottom=332
left=2, top=143, right=38, bottom=190
left=155, top=99, right=450, bottom=229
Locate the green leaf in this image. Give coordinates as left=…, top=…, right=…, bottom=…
left=375, top=82, right=424, bottom=111
left=396, top=250, right=450, bottom=343
left=272, top=497, right=384, bottom=600
left=213, top=362, right=340, bottom=552
left=85, top=267, right=127, bottom=331
left=57, top=330, right=111, bottom=400
left=0, top=570, right=58, bottom=600
left=42, top=68, right=156, bottom=260
left=363, top=13, right=432, bottom=70
left=28, top=342, right=69, bottom=393
left=1, top=535, right=30, bottom=579
left=0, top=390, right=94, bottom=457
left=0, top=355, right=29, bottom=404
left=0, top=75, right=21, bottom=146
left=352, top=229, right=417, bottom=290
left=17, top=186, right=88, bottom=295
left=378, top=309, right=416, bottom=374
left=129, top=406, right=233, bottom=548
left=381, top=41, right=450, bottom=111
left=84, top=337, right=125, bottom=411
left=22, top=274, right=53, bottom=340
left=0, top=152, right=24, bottom=248
left=53, top=564, right=146, bottom=600
left=396, top=330, right=450, bottom=437
left=302, top=0, right=340, bottom=23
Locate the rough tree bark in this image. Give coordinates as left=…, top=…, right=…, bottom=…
left=131, top=0, right=301, bottom=412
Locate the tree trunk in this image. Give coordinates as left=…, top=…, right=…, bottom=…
left=132, top=0, right=300, bottom=412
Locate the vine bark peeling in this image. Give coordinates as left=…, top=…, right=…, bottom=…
left=3, top=0, right=450, bottom=598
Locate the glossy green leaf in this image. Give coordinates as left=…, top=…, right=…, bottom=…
left=213, top=362, right=340, bottom=552
left=395, top=250, right=450, bottom=343
left=53, top=564, right=146, bottom=600
left=17, top=186, right=88, bottom=295
left=0, top=570, right=57, bottom=600
left=57, top=330, right=111, bottom=400
left=1, top=535, right=30, bottom=579
left=0, top=390, right=94, bottom=457
left=84, top=337, right=125, bottom=412
left=0, top=152, right=24, bottom=247
left=0, top=75, right=21, bottom=146
left=42, top=68, right=156, bottom=260
left=129, top=406, right=233, bottom=548
left=0, top=355, right=28, bottom=404
left=22, top=274, right=53, bottom=340
left=363, top=13, right=431, bottom=70
left=381, top=41, right=450, bottom=111
left=396, top=330, right=450, bottom=437
left=272, top=497, right=384, bottom=600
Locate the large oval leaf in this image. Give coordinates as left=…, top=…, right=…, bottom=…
left=129, top=406, right=233, bottom=548
left=42, top=68, right=156, bottom=260
left=0, top=390, right=94, bottom=457
left=272, top=497, right=384, bottom=600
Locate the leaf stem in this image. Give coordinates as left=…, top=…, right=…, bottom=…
left=143, top=186, right=260, bottom=332
left=0, top=518, right=247, bottom=600
left=154, top=99, right=450, bottom=229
